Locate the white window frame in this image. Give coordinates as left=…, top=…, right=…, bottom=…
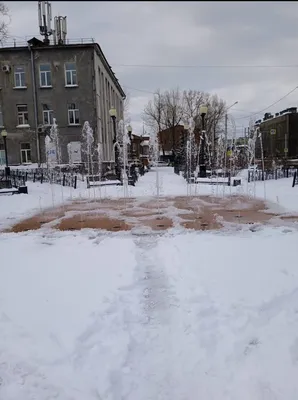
left=20, top=142, right=32, bottom=164
left=68, top=104, right=80, bottom=125
left=42, top=105, right=53, bottom=125
left=65, top=62, right=78, bottom=87
left=39, top=64, right=52, bottom=87
left=0, top=105, right=3, bottom=127
left=14, top=66, right=26, bottom=88
left=17, top=104, right=29, bottom=126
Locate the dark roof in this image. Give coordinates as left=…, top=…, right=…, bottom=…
left=27, top=37, right=44, bottom=47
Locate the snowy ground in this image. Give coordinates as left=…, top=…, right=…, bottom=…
left=1, top=167, right=298, bottom=399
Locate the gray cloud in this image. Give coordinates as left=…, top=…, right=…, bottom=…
left=4, top=1, right=298, bottom=136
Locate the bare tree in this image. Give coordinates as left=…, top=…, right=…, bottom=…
left=143, top=88, right=227, bottom=163
left=142, top=89, right=166, bottom=154
left=0, top=3, right=9, bottom=43
left=163, top=88, right=184, bottom=153
left=123, top=92, right=131, bottom=124
left=182, top=90, right=226, bottom=164
left=142, top=89, right=165, bottom=131
left=182, top=90, right=225, bottom=141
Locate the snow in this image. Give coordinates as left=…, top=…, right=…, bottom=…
left=1, top=167, right=298, bottom=399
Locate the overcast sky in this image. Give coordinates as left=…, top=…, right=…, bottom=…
left=4, top=1, right=298, bottom=136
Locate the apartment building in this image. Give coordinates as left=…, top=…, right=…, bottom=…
left=255, top=108, right=298, bottom=160
left=0, top=36, right=126, bottom=166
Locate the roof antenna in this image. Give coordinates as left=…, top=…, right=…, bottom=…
left=38, top=1, right=53, bottom=45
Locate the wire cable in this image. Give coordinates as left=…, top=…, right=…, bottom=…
left=234, top=85, right=298, bottom=120
left=114, top=63, right=298, bottom=69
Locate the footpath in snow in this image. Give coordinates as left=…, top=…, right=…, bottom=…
left=1, top=167, right=298, bottom=399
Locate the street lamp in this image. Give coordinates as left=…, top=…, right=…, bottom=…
left=182, top=122, right=192, bottom=179
left=109, top=107, right=120, bottom=179
left=1, top=129, right=10, bottom=177
left=127, top=124, right=132, bottom=162
left=199, top=105, right=208, bottom=178
left=127, top=124, right=132, bottom=140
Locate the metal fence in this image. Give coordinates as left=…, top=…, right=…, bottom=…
left=0, top=168, right=78, bottom=189
left=248, top=168, right=297, bottom=183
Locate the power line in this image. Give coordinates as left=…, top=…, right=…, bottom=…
left=114, top=63, right=298, bottom=69
left=123, top=85, right=156, bottom=95
left=235, top=85, right=298, bottom=120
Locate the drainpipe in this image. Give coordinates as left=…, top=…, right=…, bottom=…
left=29, top=44, right=41, bottom=166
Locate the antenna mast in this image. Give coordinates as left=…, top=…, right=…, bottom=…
left=54, top=16, right=67, bottom=45
left=38, top=1, right=53, bottom=45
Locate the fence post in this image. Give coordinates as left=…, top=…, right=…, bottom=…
left=74, top=176, right=77, bottom=189
left=63, top=174, right=66, bottom=187
left=292, top=172, right=296, bottom=187
left=248, top=171, right=250, bottom=183
left=228, top=172, right=231, bottom=186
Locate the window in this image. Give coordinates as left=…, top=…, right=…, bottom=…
left=42, top=104, right=53, bottom=125
left=14, top=65, right=26, bottom=88
left=68, top=103, right=79, bottom=125
left=0, top=105, right=3, bottom=127
left=20, top=143, right=31, bottom=164
left=17, top=104, right=29, bottom=126
left=65, top=62, right=77, bottom=86
left=39, top=64, right=52, bottom=87
left=142, top=146, right=149, bottom=156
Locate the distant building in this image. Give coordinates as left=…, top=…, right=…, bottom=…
left=0, top=36, right=125, bottom=167
left=158, top=125, right=185, bottom=161
left=130, top=134, right=150, bottom=166
left=255, top=108, right=298, bottom=161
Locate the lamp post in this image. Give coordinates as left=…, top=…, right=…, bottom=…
left=199, top=105, right=208, bottom=178
left=109, top=107, right=120, bottom=179
left=127, top=124, right=132, bottom=162
left=184, top=122, right=190, bottom=180
left=1, top=129, right=10, bottom=177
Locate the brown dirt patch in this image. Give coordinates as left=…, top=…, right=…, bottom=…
left=140, top=217, right=173, bottom=231
left=57, top=215, right=132, bottom=232
left=7, top=215, right=54, bottom=233
left=4, top=195, right=298, bottom=234
left=181, top=219, right=221, bottom=231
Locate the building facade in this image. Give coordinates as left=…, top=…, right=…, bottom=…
left=158, top=125, right=185, bottom=161
left=158, top=125, right=202, bottom=162
left=130, top=133, right=150, bottom=166
left=0, top=37, right=125, bottom=166
left=255, top=108, right=298, bottom=161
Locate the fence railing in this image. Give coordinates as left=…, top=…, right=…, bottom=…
left=248, top=168, right=297, bottom=183
left=0, top=169, right=78, bottom=189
